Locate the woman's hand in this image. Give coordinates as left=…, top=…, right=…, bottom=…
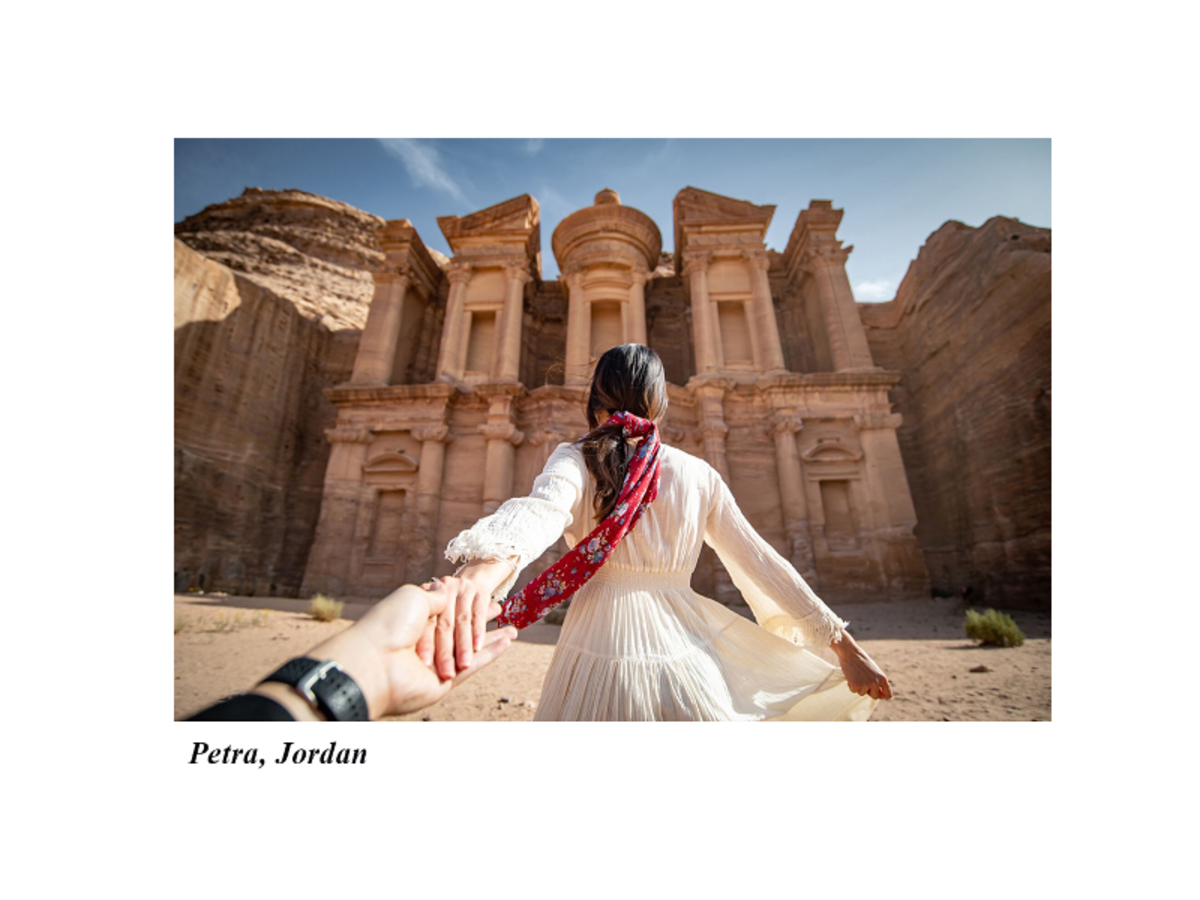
left=308, top=582, right=518, bottom=718
left=417, top=558, right=518, bottom=681
left=831, top=632, right=893, bottom=701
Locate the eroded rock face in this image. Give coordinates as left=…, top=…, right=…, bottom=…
left=858, top=217, right=1051, bottom=609
left=175, top=189, right=398, bottom=594
left=175, top=187, right=386, bottom=331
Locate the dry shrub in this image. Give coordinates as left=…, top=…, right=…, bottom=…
left=309, top=594, right=344, bottom=622
left=964, top=608, right=1025, bottom=647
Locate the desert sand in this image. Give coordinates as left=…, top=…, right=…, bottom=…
left=175, top=595, right=1050, bottom=722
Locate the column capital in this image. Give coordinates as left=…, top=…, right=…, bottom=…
left=528, top=426, right=575, bottom=447
left=660, top=423, right=687, bottom=445
left=682, top=251, right=711, bottom=277
left=854, top=411, right=903, bottom=430
left=411, top=423, right=454, bottom=444
left=447, top=261, right=473, bottom=285
left=799, top=242, right=852, bottom=272
left=769, top=409, right=804, bottom=436
left=743, top=250, right=771, bottom=271
left=560, top=265, right=586, bottom=288
left=373, top=261, right=414, bottom=287
left=324, top=425, right=373, bottom=444
left=479, top=422, right=525, bottom=446
left=504, top=260, right=533, bottom=284
left=690, top=375, right=737, bottom=397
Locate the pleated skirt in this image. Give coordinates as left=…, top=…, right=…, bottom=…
left=533, top=567, right=877, bottom=722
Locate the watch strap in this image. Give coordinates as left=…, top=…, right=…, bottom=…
left=260, top=656, right=369, bottom=721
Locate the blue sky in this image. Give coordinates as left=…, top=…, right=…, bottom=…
left=175, top=138, right=1049, bottom=303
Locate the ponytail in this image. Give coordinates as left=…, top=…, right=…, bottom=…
left=578, top=344, right=668, bottom=520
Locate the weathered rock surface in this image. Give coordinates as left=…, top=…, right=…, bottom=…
left=175, top=187, right=386, bottom=331
left=174, top=238, right=360, bottom=596
left=858, top=217, right=1051, bottom=609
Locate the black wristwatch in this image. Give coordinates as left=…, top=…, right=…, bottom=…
left=259, top=657, right=370, bottom=721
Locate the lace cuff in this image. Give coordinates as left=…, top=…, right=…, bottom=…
left=444, top=531, right=524, bottom=599
left=760, top=608, right=849, bottom=649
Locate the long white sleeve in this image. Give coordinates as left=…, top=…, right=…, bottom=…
left=445, top=442, right=585, bottom=598
left=703, top=467, right=848, bottom=648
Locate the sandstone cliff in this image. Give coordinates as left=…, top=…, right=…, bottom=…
left=858, top=217, right=1051, bottom=609
left=175, top=188, right=386, bottom=331
left=174, top=188, right=390, bottom=595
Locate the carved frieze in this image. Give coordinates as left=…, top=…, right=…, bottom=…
left=325, top=425, right=373, bottom=444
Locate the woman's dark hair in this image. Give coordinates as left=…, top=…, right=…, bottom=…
left=579, top=343, right=668, bottom=520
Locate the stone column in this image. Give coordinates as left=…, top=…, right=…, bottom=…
left=480, top=422, right=525, bottom=515
left=564, top=269, right=591, bottom=385
left=497, top=262, right=531, bottom=382
left=769, top=410, right=818, bottom=585
left=694, top=380, right=732, bottom=481
left=626, top=263, right=648, bottom=345
left=854, top=411, right=917, bottom=531
left=437, top=263, right=472, bottom=381
left=683, top=252, right=717, bottom=374
left=409, top=422, right=453, bottom=580
left=301, top=424, right=373, bottom=596
left=351, top=267, right=412, bottom=384
left=747, top=252, right=787, bottom=373
left=854, top=409, right=929, bottom=598
left=804, top=245, right=874, bottom=371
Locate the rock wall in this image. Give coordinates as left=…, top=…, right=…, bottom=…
left=858, top=217, right=1051, bottom=609
left=175, top=189, right=391, bottom=595
left=645, top=271, right=695, bottom=386
left=521, top=280, right=568, bottom=387
left=175, top=239, right=362, bottom=595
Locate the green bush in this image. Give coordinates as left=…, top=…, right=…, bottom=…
left=309, top=594, right=344, bottom=622
left=964, top=608, right=1025, bottom=647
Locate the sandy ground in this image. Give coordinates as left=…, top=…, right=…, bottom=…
left=175, top=595, right=1050, bottom=722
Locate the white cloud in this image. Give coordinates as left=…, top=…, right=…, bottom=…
left=524, top=138, right=544, bottom=156
left=854, top=277, right=897, bottom=303
left=377, top=139, right=468, bottom=204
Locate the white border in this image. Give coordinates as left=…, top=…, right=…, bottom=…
left=35, top=135, right=1190, bottom=787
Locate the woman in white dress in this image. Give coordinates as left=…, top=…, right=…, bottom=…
left=426, top=343, right=892, bottom=721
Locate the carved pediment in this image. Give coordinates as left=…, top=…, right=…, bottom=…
left=438, top=194, right=540, bottom=242
left=801, top=440, right=863, bottom=463
left=673, top=187, right=775, bottom=267
left=673, top=186, right=776, bottom=228
left=363, top=450, right=419, bottom=475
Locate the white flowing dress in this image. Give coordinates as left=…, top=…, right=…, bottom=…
left=446, top=441, right=876, bottom=721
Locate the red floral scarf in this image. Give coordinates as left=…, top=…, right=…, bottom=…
left=497, top=411, right=662, bottom=630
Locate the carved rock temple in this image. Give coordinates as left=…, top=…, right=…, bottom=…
left=176, top=184, right=1051, bottom=609
left=295, top=187, right=932, bottom=605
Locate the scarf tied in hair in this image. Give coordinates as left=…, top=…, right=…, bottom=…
left=497, top=411, right=661, bottom=629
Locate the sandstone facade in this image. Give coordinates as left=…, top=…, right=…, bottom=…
left=299, top=188, right=931, bottom=605
left=859, top=218, right=1051, bottom=608
left=176, top=186, right=1050, bottom=611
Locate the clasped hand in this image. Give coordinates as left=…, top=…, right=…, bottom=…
left=309, top=580, right=518, bottom=718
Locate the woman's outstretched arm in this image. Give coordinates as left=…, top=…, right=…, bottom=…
left=429, top=442, right=586, bottom=680
left=702, top=466, right=891, bottom=701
